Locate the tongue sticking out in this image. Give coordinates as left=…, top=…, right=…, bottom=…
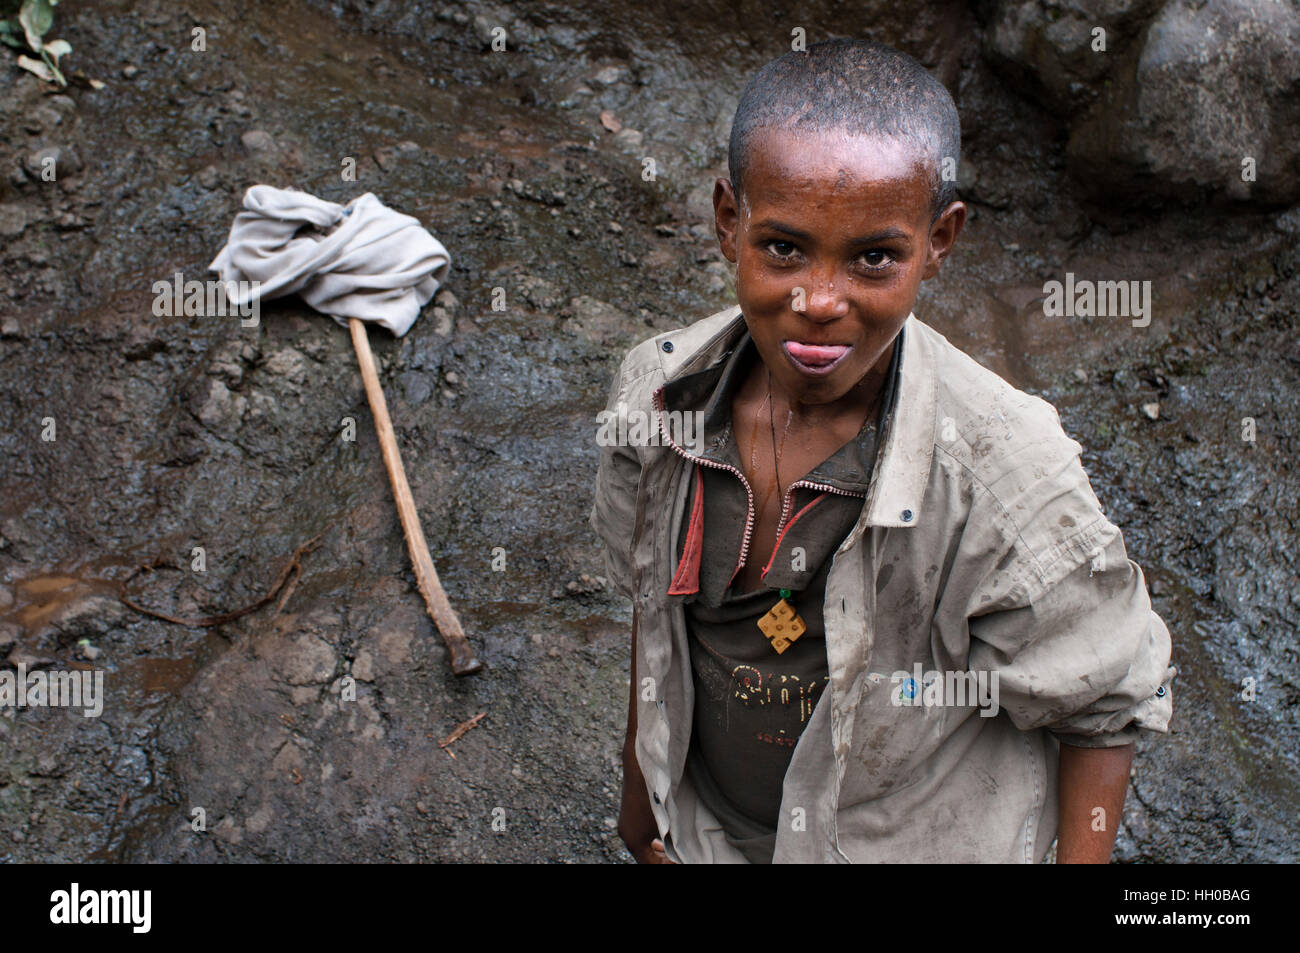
left=786, top=342, right=849, bottom=366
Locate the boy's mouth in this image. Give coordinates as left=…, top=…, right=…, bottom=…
left=782, top=340, right=851, bottom=376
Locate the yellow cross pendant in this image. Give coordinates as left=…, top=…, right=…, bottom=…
left=758, top=590, right=806, bottom=655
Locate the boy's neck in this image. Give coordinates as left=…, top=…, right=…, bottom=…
left=755, top=351, right=891, bottom=431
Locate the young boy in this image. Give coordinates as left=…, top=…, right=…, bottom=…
left=589, top=39, right=1174, bottom=864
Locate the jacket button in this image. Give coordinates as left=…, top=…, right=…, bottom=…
left=653, top=791, right=661, bottom=804
left=662, top=341, right=674, bottom=353
left=901, top=509, right=914, bottom=522
left=1156, top=685, right=1166, bottom=697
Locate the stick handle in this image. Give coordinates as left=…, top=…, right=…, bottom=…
left=348, top=317, right=482, bottom=676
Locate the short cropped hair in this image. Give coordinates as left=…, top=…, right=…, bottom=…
left=727, top=39, right=961, bottom=221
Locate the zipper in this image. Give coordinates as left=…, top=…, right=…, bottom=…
left=760, top=480, right=867, bottom=581
left=654, top=385, right=869, bottom=585
left=653, top=386, right=756, bottom=584
left=774, top=479, right=866, bottom=538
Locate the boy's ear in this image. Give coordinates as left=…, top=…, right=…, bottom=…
left=713, top=177, right=740, bottom=263
left=923, top=201, right=967, bottom=280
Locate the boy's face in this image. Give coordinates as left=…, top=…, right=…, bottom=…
left=714, top=128, right=965, bottom=408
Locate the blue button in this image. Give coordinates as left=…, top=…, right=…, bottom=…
left=1156, top=685, right=1166, bottom=697
left=901, top=509, right=913, bottom=522
left=661, top=341, right=674, bottom=353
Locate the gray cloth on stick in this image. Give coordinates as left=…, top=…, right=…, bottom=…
left=209, top=184, right=451, bottom=337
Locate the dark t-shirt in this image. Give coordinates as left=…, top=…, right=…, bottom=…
left=665, top=330, right=902, bottom=863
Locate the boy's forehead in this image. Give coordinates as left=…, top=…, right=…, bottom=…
left=742, top=127, right=932, bottom=212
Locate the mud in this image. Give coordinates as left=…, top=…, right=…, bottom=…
left=0, top=0, right=1295, bottom=862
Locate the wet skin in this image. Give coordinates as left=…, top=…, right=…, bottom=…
left=713, top=128, right=966, bottom=592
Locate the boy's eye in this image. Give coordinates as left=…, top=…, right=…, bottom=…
left=858, top=250, right=895, bottom=270
left=764, top=240, right=799, bottom=259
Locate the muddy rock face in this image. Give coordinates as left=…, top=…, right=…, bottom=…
left=0, top=0, right=1296, bottom=863
left=982, top=0, right=1300, bottom=205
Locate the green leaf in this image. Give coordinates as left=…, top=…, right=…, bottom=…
left=0, top=20, right=23, bottom=48
left=19, top=0, right=53, bottom=50
left=39, top=45, right=65, bottom=84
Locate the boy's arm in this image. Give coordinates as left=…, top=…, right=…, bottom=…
left=619, top=607, right=674, bottom=864
left=588, top=357, right=672, bottom=862
left=967, top=520, right=1173, bottom=862
left=1056, top=741, right=1134, bottom=863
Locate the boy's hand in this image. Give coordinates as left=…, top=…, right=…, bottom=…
left=618, top=750, right=677, bottom=864
left=647, top=838, right=676, bottom=864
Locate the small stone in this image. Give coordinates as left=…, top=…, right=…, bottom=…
left=197, top=165, right=220, bottom=190
left=23, top=145, right=61, bottom=179
left=1141, top=402, right=1160, bottom=420
left=607, top=221, right=623, bottom=233
left=614, top=128, right=643, bottom=149
left=1073, top=368, right=1088, bottom=383
left=443, top=370, right=460, bottom=385
left=241, top=129, right=277, bottom=155
left=0, top=206, right=24, bottom=239
left=548, top=24, right=579, bottom=50
left=122, top=64, right=139, bottom=78
left=263, top=346, right=308, bottom=384
left=473, top=15, right=504, bottom=48
left=591, top=65, right=625, bottom=86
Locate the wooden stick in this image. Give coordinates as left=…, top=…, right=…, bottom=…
left=348, top=317, right=482, bottom=676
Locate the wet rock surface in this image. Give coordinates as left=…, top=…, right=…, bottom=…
left=982, top=0, right=1300, bottom=206
left=0, top=0, right=1296, bottom=862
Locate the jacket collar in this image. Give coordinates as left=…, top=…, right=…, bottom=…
left=652, top=306, right=936, bottom=530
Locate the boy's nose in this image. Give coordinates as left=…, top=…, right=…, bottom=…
left=799, top=278, right=850, bottom=321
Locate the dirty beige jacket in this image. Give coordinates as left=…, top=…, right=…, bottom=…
left=590, top=305, right=1175, bottom=863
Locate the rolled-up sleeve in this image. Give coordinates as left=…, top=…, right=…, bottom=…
left=967, top=527, right=1176, bottom=749
left=588, top=359, right=642, bottom=601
